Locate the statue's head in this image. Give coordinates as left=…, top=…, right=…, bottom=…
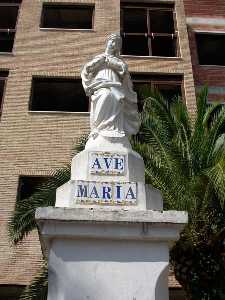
left=105, top=33, right=122, bottom=56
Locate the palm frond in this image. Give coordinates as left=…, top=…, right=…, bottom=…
left=203, top=101, right=223, bottom=130
left=73, top=134, right=88, bottom=153
left=204, top=150, right=225, bottom=208
left=170, top=97, right=192, bottom=139
left=8, top=167, right=70, bottom=244
left=19, top=261, right=48, bottom=300
left=205, top=106, right=225, bottom=164
left=195, top=86, right=208, bottom=130
left=141, top=90, right=176, bottom=138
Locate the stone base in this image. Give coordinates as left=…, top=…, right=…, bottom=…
left=36, top=208, right=187, bottom=300
left=55, top=148, right=151, bottom=209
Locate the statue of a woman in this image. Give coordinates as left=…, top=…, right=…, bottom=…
left=81, top=33, right=139, bottom=148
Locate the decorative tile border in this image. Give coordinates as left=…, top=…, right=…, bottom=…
left=75, top=180, right=136, bottom=205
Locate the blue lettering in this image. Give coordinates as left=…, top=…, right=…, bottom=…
left=114, top=158, right=124, bottom=170
left=92, top=158, right=101, bottom=170
left=103, top=186, right=112, bottom=200
left=89, top=185, right=99, bottom=198
left=116, top=185, right=122, bottom=200
left=77, top=185, right=88, bottom=198
left=103, top=157, right=112, bottom=170
left=125, top=186, right=135, bottom=200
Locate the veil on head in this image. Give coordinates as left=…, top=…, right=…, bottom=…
left=106, top=33, right=122, bottom=55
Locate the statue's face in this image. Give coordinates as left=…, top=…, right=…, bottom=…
left=106, top=37, right=121, bottom=55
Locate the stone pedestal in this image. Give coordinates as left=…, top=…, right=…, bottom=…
left=36, top=136, right=187, bottom=300
left=55, top=148, right=164, bottom=211
left=36, top=208, right=187, bottom=300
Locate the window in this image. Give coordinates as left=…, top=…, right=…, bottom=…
left=202, top=86, right=225, bottom=103
left=121, top=3, right=178, bottom=57
left=41, top=4, right=94, bottom=29
left=169, top=288, right=186, bottom=300
left=0, top=0, right=21, bottom=52
left=17, top=176, right=51, bottom=201
left=30, top=77, right=89, bottom=112
left=0, top=285, right=24, bottom=300
left=131, top=74, right=183, bottom=111
left=196, top=33, right=225, bottom=66
left=0, top=71, right=8, bottom=116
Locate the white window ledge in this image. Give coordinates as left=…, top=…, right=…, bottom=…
left=121, top=55, right=182, bottom=60
left=40, top=28, right=95, bottom=32
left=29, top=110, right=90, bottom=115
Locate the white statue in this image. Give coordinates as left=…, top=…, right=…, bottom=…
left=81, top=33, right=139, bottom=149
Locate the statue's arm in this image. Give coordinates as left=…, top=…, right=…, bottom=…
left=81, top=54, right=106, bottom=96
left=106, top=56, right=128, bottom=77
left=84, top=54, right=106, bottom=75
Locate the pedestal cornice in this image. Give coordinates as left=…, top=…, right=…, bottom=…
left=36, top=207, right=188, bottom=257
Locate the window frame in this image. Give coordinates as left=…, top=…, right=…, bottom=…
left=40, top=2, right=95, bottom=32
left=29, top=76, right=90, bottom=114
left=0, top=1, right=21, bottom=54
left=131, top=73, right=184, bottom=110
left=16, top=175, right=52, bottom=202
left=195, top=30, right=225, bottom=67
left=121, top=3, right=179, bottom=58
left=0, top=71, right=8, bottom=117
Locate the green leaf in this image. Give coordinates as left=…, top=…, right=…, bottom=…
left=19, top=261, right=48, bottom=300
left=8, top=167, right=70, bottom=244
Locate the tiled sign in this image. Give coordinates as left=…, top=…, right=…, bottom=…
left=89, top=152, right=125, bottom=175
left=75, top=181, right=136, bottom=205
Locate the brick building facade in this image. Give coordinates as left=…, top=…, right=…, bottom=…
left=0, top=0, right=223, bottom=299
left=185, top=0, right=225, bottom=101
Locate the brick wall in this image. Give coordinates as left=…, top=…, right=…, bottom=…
left=184, top=0, right=225, bottom=101
left=184, top=0, right=225, bottom=18
left=0, top=0, right=195, bottom=286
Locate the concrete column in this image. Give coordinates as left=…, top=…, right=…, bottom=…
left=36, top=208, right=187, bottom=300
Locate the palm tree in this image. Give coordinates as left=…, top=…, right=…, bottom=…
left=132, top=88, right=225, bottom=299
left=16, top=261, right=48, bottom=300
left=9, top=89, right=225, bottom=299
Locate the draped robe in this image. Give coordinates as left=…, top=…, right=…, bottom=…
left=81, top=54, right=139, bottom=139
